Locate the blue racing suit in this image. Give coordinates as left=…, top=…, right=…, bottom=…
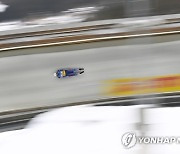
left=65, top=69, right=77, bottom=76
left=56, top=69, right=78, bottom=78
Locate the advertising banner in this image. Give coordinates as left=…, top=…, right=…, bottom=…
left=103, top=74, right=180, bottom=96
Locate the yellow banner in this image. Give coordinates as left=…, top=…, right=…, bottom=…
left=103, top=74, right=180, bottom=96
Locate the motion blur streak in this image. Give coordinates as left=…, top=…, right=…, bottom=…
left=0, top=37, right=179, bottom=113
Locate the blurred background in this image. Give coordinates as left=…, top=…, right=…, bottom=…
left=0, top=0, right=180, bottom=30
left=0, top=0, right=180, bottom=21
left=0, top=0, right=180, bottom=153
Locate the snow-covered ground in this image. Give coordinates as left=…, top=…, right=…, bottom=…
left=0, top=13, right=179, bottom=35
left=0, top=105, right=142, bottom=154
left=0, top=2, right=8, bottom=13
left=0, top=6, right=102, bottom=32
left=0, top=105, right=180, bottom=154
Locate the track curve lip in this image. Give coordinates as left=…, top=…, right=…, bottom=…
left=0, top=26, right=180, bottom=52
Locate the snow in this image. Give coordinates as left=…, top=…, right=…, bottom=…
left=0, top=2, right=8, bottom=12
left=0, top=105, right=141, bottom=154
